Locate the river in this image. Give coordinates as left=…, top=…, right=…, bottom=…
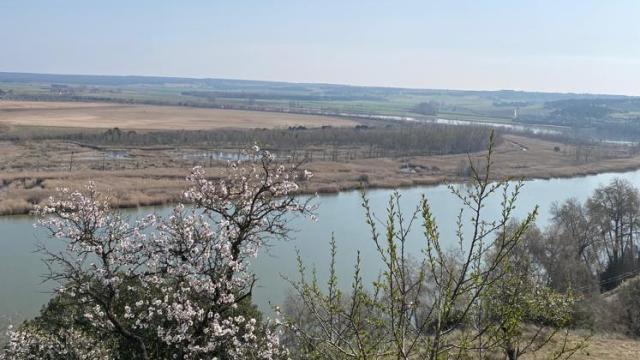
left=3, top=169, right=640, bottom=324
left=335, top=112, right=566, bottom=135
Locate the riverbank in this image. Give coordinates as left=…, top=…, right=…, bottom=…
left=1, top=134, right=639, bottom=216
left=4, top=166, right=640, bottom=357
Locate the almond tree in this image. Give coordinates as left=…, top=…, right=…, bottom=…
left=2, top=146, right=313, bottom=360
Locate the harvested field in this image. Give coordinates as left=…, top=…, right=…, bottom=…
left=0, top=100, right=356, bottom=130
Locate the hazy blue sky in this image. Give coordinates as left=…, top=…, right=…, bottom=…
left=1, top=1, right=639, bottom=95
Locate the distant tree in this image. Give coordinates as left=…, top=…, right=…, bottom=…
left=528, top=179, right=640, bottom=294
left=412, top=101, right=438, bottom=115
left=587, top=179, right=640, bottom=290
left=528, top=199, right=600, bottom=294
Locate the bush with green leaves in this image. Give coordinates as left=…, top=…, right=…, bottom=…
left=283, top=132, right=584, bottom=359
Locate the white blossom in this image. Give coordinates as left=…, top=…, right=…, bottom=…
left=3, top=147, right=306, bottom=360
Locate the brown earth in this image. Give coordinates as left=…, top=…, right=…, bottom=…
left=0, top=100, right=356, bottom=130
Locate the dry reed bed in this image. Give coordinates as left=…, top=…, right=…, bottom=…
left=2, top=135, right=640, bottom=216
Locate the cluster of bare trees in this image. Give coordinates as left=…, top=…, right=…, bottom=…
left=27, top=124, right=497, bottom=160
left=527, top=179, right=640, bottom=294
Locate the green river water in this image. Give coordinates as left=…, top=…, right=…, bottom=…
left=2, top=169, right=640, bottom=324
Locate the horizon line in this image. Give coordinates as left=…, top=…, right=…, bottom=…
left=0, top=70, right=635, bottom=98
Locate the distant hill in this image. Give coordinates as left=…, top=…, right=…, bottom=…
left=0, top=71, right=632, bottom=101
left=3, top=72, right=640, bottom=141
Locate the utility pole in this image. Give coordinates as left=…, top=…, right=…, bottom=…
left=69, top=151, right=74, bottom=172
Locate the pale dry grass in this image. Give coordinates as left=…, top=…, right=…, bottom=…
left=0, top=100, right=356, bottom=130
left=520, top=332, right=640, bottom=359
left=306, top=135, right=640, bottom=192
left=2, top=135, right=640, bottom=216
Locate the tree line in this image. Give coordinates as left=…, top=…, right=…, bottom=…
left=23, top=124, right=498, bottom=159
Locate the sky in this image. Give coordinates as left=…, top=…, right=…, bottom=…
left=1, top=0, right=639, bottom=95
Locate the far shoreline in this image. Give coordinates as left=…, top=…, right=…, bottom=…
left=3, top=150, right=640, bottom=218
